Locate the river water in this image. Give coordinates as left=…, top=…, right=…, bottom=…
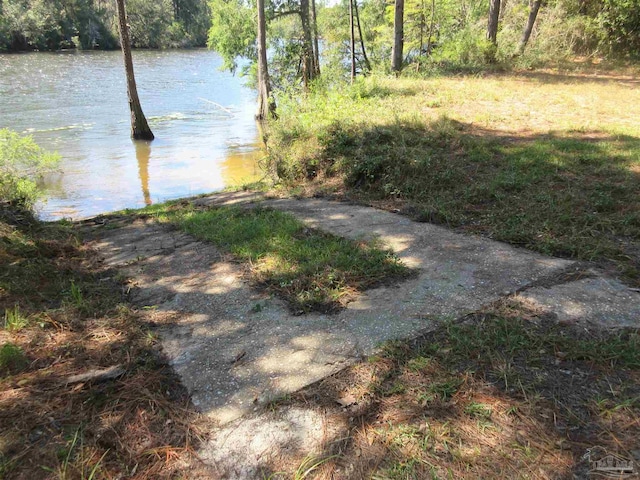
left=0, top=49, right=262, bottom=220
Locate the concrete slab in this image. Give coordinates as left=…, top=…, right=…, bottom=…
left=89, top=194, right=573, bottom=425
left=519, top=277, right=640, bottom=328
left=201, top=407, right=333, bottom=479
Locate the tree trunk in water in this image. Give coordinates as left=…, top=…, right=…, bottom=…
left=256, top=0, right=275, bottom=120
left=391, top=0, right=404, bottom=72
left=115, top=0, right=154, bottom=140
left=518, top=0, right=541, bottom=54
left=299, top=0, right=315, bottom=89
left=354, top=0, right=371, bottom=72
left=310, top=0, right=320, bottom=77
left=349, top=0, right=356, bottom=83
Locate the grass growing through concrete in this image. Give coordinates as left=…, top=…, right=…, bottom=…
left=149, top=203, right=412, bottom=313
left=269, top=73, right=640, bottom=284
left=0, top=208, right=203, bottom=479
left=272, top=299, right=640, bottom=478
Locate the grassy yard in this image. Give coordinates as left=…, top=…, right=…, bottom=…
left=268, top=72, right=640, bottom=284
left=3, top=69, right=640, bottom=479
left=0, top=208, right=202, bottom=479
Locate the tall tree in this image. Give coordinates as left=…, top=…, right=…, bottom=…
left=486, top=0, right=500, bottom=45
left=349, top=0, right=356, bottom=82
left=518, top=0, right=541, bottom=54
left=256, top=0, right=276, bottom=119
left=310, top=0, right=320, bottom=76
left=115, top=0, right=154, bottom=140
left=299, top=0, right=315, bottom=88
left=391, top=0, right=404, bottom=72
left=426, top=0, right=435, bottom=55
left=353, top=0, right=371, bottom=72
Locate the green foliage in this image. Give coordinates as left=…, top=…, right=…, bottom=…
left=0, top=342, right=28, bottom=374
left=0, top=129, right=59, bottom=209
left=598, top=0, right=640, bottom=56
left=0, top=0, right=210, bottom=51
left=207, top=0, right=256, bottom=72
left=126, top=0, right=174, bottom=48
left=315, top=0, right=640, bottom=76
left=431, top=26, right=495, bottom=66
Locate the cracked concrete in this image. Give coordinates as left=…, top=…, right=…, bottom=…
left=85, top=192, right=640, bottom=478
left=519, top=276, right=640, bottom=327
left=88, top=193, right=575, bottom=425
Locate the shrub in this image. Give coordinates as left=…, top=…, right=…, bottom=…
left=0, top=342, right=28, bottom=374
left=0, top=129, right=59, bottom=209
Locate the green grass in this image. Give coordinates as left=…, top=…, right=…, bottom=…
left=0, top=342, right=27, bottom=373
left=268, top=75, right=640, bottom=284
left=431, top=315, right=640, bottom=369
left=3, top=306, right=29, bottom=332
left=154, top=205, right=412, bottom=313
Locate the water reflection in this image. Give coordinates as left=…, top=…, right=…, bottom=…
left=135, top=140, right=152, bottom=206
left=0, top=50, right=263, bottom=220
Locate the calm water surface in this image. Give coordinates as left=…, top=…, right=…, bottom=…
left=0, top=50, right=262, bottom=220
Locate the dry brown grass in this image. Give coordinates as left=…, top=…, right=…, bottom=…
left=265, top=299, right=640, bottom=479
left=0, top=208, right=208, bottom=479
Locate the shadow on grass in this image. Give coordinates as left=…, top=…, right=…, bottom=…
left=0, top=209, right=206, bottom=479
left=268, top=301, right=640, bottom=478
left=270, top=118, right=640, bottom=284
left=512, top=70, right=640, bottom=87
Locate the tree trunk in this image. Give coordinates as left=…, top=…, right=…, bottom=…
left=426, top=0, right=435, bottom=55
left=354, top=0, right=371, bottom=72
left=518, top=0, right=541, bottom=54
left=486, top=0, right=500, bottom=45
left=115, top=0, right=154, bottom=140
left=310, top=0, right=321, bottom=76
left=391, top=0, right=404, bottom=72
left=349, top=0, right=356, bottom=83
left=419, top=0, right=425, bottom=54
left=256, top=0, right=276, bottom=120
left=299, top=0, right=315, bottom=88
left=499, top=0, right=507, bottom=20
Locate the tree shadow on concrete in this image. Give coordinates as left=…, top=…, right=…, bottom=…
left=76, top=204, right=574, bottom=477
left=267, top=299, right=640, bottom=479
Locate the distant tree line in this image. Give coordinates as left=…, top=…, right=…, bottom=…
left=207, top=0, right=640, bottom=98
left=0, top=0, right=211, bottom=51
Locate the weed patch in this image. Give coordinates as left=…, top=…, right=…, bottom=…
left=3, top=306, right=28, bottom=332
left=0, top=342, right=27, bottom=373
left=153, top=204, right=413, bottom=313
